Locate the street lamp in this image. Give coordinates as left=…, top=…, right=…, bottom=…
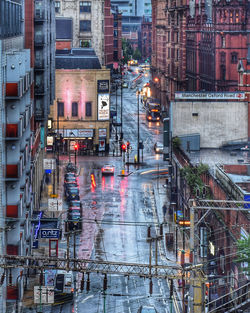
left=136, top=89, right=140, bottom=164
left=74, top=144, right=78, bottom=167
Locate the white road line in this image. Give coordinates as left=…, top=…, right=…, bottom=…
left=81, top=294, right=94, bottom=304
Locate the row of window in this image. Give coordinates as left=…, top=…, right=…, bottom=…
left=57, top=101, right=92, bottom=117
left=55, top=1, right=91, bottom=14
left=0, top=0, right=22, bottom=38
left=220, top=51, right=238, bottom=64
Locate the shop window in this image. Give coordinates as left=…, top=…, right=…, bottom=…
left=80, top=20, right=91, bottom=32
left=72, top=102, right=78, bottom=117
left=86, top=101, right=92, bottom=117
left=58, top=101, right=64, bottom=117
left=79, top=1, right=91, bottom=13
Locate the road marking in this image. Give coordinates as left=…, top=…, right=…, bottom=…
left=81, top=294, right=94, bottom=304
left=79, top=167, right=84, bottom=176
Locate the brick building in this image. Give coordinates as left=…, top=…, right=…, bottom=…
left=186, top=0, right=250, bottom=92
left=151, top=0, right=186, bottom=109
left=141, top=16, right=152, bottom=62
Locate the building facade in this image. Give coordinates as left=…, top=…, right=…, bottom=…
left=186, top=0, right=250, bottom=92
left=151, top=0, right=187, bottom=109
left=49, top=49, right=111, bottom=155
left=55, top=0, right=105, bottom=65
left=0, top=1, right=32, bottom=311
left=141, top=17, right=152, bottom=62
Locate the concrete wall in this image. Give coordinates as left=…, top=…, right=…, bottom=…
left=172, top=100, right=248, bottom=148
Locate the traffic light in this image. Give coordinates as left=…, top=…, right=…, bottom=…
left=121, top=143, right=126, bottom=151
left=126, top=141, right=130, bottom=150
left=74, top=143, right=79, bottom=151
left=154, top=77, right=159, bottom=83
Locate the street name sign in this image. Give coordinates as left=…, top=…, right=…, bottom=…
left=48, top=198, right=62, bottom=211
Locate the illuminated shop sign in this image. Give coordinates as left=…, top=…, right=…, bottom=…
left=98, top=93, right=110, bottom=121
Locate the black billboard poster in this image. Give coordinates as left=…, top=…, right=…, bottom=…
left=97, top=80, right=109, bottom=93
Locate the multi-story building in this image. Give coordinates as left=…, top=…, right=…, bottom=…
left=32, top=0, right=55, bottom=210
left=111, top=0, right=151, bottom=17
left=49, top=48, right=111, bottom=155
left=141, top=16, right=152, bottom=62
left=105, top=1, right=122, bottom=68
left=151, top=0, right=187, bottom=109
left=186, top=0, right=250, bottom=92
left=55, top=0, right=105, bottom=65
left=0, top=1, right=33, bottom=311
left=0, top=0, right=55, bottom=311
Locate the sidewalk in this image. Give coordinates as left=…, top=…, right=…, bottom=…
left=152, top=178, right=191, bottom=310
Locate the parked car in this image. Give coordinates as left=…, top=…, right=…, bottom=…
left=65, top=162, right=77, bottom=173
left=154, top=142, right=164, bottom=154
left=64, top=182, right=79, bottom=196
left=68, top=200, right=82, bottom=209
left=65, top=187, right=80, bottom=202
left=101, top=164, right=115, bottom=175
left=68, top=211, right=81, bottom=230
left=137, top=306, right=157, bottom=313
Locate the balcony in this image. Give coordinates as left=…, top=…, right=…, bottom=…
left=34, top=59, right=45, bottom=70
left=34, top=9, right=46, bottom=23
left=35, top=109, right=45, bottom=122
left=6, top=164, right=20, bottom=181
left=34, top=34, right=45, bottom=46
left=34, top=83, right=45, bottom=95
left=5, top=123, right=20, bottom=140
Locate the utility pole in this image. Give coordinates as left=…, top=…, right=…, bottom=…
left=136, top=89, right=140, bottom=164
left=120, top=66, right=123, bottom=140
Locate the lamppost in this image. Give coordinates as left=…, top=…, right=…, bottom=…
left=136, top=89, right=140, bottom=164
left=120, top=65, right=123, bottom=140
left=74, top=143, right=78, bottom=167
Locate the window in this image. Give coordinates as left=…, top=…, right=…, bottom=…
left=80, top=20, right=91, bottom=32
left=79, top=1, right=91, bottom=13
left=231, top=52, right=238, bottom=64
left=220, top=52, right=226, bottom=64
left=113, top=40, right=118, bottom=48
left=114, top=30, right=118, bottom=37
left=58, top=102, right=64, bottom=117
left=235, top=11, right=239, bottom=23
left=229, top=11, right=233, bottom=23
left=220, top=65, right=226, bottom=81
left=72, top=102, right=78, bottom=117
left=80, top=39, right=91, bottom=47
left=221, top=36, right=225, bottom=48
left=55, top=1, right=60, bottom=13
left=86, top=102, right=92, bottom=117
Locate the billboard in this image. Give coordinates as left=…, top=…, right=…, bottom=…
left=98, top=93, right=110, bottom=120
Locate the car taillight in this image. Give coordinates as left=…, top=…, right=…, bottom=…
left=71, top=288, right=74, bottom=293
left=157, top=117, right=160, bottom=120
left=102, top=168, right=104, bottom=172
left=148, top=116, right=152, bottom=120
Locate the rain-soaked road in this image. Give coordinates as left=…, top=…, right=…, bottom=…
left=34, top=70, right=179, bottom=313
left=69, top=71, right=178, bottom=313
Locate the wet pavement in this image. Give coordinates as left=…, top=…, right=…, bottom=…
left=21, top=70, right=188, bottom=313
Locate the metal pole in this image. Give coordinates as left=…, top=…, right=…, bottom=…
left=137, top=91, right=140, bottom=163
left=74, top=148, right=76, bottom=167
left=155, top=239, right=158, bottom=276
left=120, top=70, right=123, bottom=140
left=115, top=84, right=118, bottom=141
left=57, top=101, right=59, bottom=185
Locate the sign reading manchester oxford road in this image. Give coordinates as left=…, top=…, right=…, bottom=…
left=175, top=92, right=246, bottom=100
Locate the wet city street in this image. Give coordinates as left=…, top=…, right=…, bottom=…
left=29, top=70, right=181, bottom=313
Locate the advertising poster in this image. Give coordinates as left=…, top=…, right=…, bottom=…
left=98, top=94, right=110, bottom=120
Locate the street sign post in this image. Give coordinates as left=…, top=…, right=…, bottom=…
left=43, top=159, right=56, bottom=170
left=48, top=198, right=62, bottom=211
left=34, top=286, right=54, bottom=304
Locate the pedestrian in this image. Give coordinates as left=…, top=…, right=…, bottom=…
left=162, top=203, right=167, bottom=221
